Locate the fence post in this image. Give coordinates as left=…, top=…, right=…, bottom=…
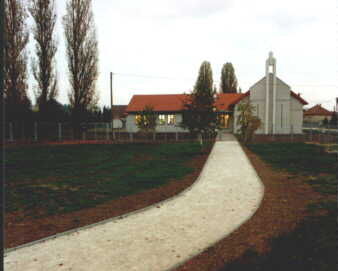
left=21, top=122, right=25, bottom=140
left=94, top=123, right=97, bottom=140
left=9, top=122, right=14, bottom=141
left=34, top=122, right=38, bottom=141
left=153, top=132, right=156, bottom=141
left=290, top=125, right=294, bottom=142
left=82, top=127, right=86, bottom=141
left=176, top=132, right=178, bottom=141
left=106, top=123, right=109, bottom=140
left=58, top=123, right=62, bottom=141
left=129, top=132, right=133, bottom=142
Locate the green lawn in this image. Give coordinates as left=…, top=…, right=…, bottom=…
left=219, top=143, right=337, bottom=271
left=5, top=143, right=210, bottom=218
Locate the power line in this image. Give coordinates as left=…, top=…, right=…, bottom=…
left=114, top=72, right=195, bottom=81
left=113, top=72, right=338, bottom=87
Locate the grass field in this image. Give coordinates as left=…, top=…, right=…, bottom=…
left=5, top=143, right=209, bottom=218
left=219, top=142, right=337, bottom=271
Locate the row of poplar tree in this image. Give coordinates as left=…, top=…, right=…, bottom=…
left=3, top=0, right=99, bottom=128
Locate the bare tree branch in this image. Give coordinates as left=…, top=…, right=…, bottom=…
left=29, top=0, right=58, bottom=118
left=63, top=0, right=99, bottom=130
left=4, top=0, right=31, bottom=121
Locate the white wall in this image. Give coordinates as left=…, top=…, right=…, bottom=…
left=247, top=75, right=305, bottom=134
left=112, top=119, right=123, bottom=129
left=126, top=113, right=188, bottom=133
left=290, top=97, right=304, bottom=133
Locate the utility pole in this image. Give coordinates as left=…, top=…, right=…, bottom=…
left=110, top=72, right=113, bottom=131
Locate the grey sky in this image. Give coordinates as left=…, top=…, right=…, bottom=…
left=26, top=0, right=338, bottom=110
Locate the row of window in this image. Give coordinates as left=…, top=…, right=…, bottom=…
left=135, top=114, right=176, bottom=125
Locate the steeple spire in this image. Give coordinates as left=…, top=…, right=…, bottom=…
left=265, top=51, right=277, bottom=134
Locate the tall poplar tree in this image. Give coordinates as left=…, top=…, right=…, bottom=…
left=4, top=0, right=31, bottom=122
left=181, top=61, right=217, bottom=144
left=29, top=0, right=58, bottom=121
left=220, top=62, right=238, bottom=93
left=63, top=0, right=99, bottom=136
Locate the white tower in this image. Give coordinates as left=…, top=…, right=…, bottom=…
left=265, top=52, right=277, bottom=134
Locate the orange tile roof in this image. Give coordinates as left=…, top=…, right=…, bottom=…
left=304, top=104, right=332, bottom=116
left=126, top=90, right=307, bottom=112
left=126, top=94, right=189, bottom=112
left=214, top=93, right=248, bottom=111
left=290, top=91, right=308, bottom=105
left=126, top=93, right=248, bottom=112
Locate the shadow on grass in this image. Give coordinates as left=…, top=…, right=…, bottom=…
left=219, top=207, right=337, bottom=271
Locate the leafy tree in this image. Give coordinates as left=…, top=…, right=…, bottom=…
left=63, top=0, right=99, bottom=137
left=220, top=62, right=238, bottom=93
left=181, top=61, right=218, bottom=144
left=135, top=105, right=157, bottom=134
left=4, top=0, right=32, bottom=122
left=329, top=112, right=337, bottom=127
left=237, top=101, right=261, bottom=143
left=322, top=117, right=329, bottom=127
left=29, top=0, right=58, bottom=121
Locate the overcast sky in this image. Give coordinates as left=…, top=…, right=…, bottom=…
left=26, top=0, right=338, bottom=110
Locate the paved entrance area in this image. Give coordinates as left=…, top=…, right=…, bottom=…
left=4, top=135, right=264, bottom=271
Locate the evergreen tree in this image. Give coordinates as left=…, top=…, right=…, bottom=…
left=181, top=61, right=218, bottom=144
left=220, top=62, right=238, bottom=93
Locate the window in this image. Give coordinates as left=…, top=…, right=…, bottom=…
left=158, top=114, right=166, bottom=125
left=158, top=114, right=176, bottom=125
left=167, top=115, right=176, bottom=125
left=135, top=114, right=142, bottom=124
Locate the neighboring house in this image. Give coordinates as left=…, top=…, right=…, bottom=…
left=303, top=104, right=333, bottom=125
left=125, top=52, right=308, bottom=134
left=112, top=105, right=127, bottom=129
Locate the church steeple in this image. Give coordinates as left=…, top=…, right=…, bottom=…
left=265, top=51, right=277, bottom=134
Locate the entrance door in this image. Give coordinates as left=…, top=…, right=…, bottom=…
left=219, top=114, right=230, bottom=129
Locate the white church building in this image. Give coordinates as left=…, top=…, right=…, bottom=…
left=125, top=52, right=308, bottom=134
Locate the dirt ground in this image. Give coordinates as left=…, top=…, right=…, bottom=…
left=174, top=144, right=329, bottom=271
left=4, top=145, right=212, bottom=249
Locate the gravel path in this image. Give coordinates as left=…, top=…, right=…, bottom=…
left=4, top=134, right=264, bottom=271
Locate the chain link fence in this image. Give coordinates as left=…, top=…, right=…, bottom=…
left=250, top=125, right=338, bottom=143
left=3, top=122, right=216, bottom=144
left=3, top=122, right=337, bottom=145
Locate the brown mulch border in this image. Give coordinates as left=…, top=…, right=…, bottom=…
left=174, top=143, right=328, bottom=271
left=4, top=144, right=213, bottom=249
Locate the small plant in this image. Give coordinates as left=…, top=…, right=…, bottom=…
left=135, top=105, right=157, bottom=135
left=236, top=101, right=261, bottom=143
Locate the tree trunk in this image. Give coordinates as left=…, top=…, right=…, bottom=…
left=198, top=132, right=203, bottom=145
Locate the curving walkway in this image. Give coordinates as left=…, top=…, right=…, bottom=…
left=4, top=134, right=264, bottom=271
